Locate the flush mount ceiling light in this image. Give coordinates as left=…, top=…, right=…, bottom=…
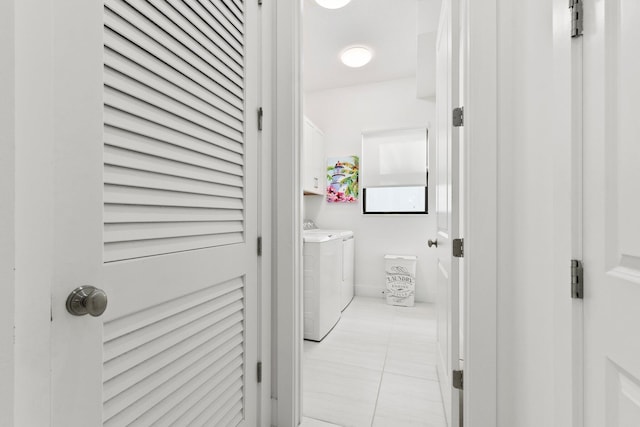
left=340, top=46, right=373, bottom=68
left=315, top=0, right=351, bottom=9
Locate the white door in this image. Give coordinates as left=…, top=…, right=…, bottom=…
left=49, top=1, right=260, bottom=426
left=582, top=1, right=640, bottom=426
left=435, top=0, right=461, bottom=425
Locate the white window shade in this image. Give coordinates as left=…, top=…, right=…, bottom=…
left=361, top=128, right=428, bottom=187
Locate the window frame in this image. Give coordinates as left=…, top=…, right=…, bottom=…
left=360, top=127, right=429, bottom=215
left=362, top=183, right=429, bottom=215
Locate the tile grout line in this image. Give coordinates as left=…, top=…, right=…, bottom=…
left=434, top=366, right=449, bottom=424
left=370, top=303, right=397, bottom=427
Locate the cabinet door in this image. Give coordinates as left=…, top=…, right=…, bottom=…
left=311, top=125, right=325, bottom=194
left=302, top=119, right=315, bottom=193
left=302, top=117, right=324, bottom=195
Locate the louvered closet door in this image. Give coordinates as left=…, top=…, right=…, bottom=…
left=49, top=1, right=260, bottom=426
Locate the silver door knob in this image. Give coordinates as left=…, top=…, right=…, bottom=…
left=428, top=239, right=438, bottom=248
left=66, top=286, right=108, bottom=317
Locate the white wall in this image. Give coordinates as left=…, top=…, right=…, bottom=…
left=11, top=2, right=55, bottom=425
left=496, top=1, right=555, bottom=424
left=0, top=1, right=15, bottom=424
left=493, top=0, right=574, bottom=425
left=303, top=77, right=437, bottom=302
left=416, top=0, right=440, bottom=99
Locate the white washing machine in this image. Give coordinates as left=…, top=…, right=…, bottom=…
left=304, top=225, right=355, bottom=311
left=303, top=231, right=342, bottom=341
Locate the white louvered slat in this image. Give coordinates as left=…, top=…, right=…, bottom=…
left=105, top=165, right=242, bottom=200
left=104, top=116, right=243, bottom=165
left=104, top=49, right=243, bottom=133
left=104, top=143, right=243, bottom=182
left=104, top=292, right=242, bottom=363
left=212, top=0, right=244, bottom=34
left=103, top=33, right=242, bottom=121
left=104, top=16, right=243, bottom=114
left=148, top=369, right=243, bottom=426
left=104, top=137, right=243, bottom=186
left=222, top=0, right=244, bottom=23
left=105, top=1, right=243, bottom=99
left=105, top=352, right=243, bottom=426
left=104, top=88, right=244, bottom=150
left=193, top=0, right=244, bottom=49
left=127, top=364, right=243, bottom=427
left=186, top=386, right=243, bottom=426
left=166, top=0, right=243, bottom=66
left=107, top=336, right=242, bottom=417
left=104, top=185, right=243, bottom=210
left=104, top=71, right=242, bottom=144
left=231, top=0, right=243, bottom=12
left=104, top=331, right=242, bottom=416
left=104, top=205, right=244, bottom=224
left=104, top=338, right=242, bottom=420
left=102, top=278, right=246, bottom=422
left=104, top=165, right=243, bottom=199
left=147, top=0, right=243, bottom=76
left=119, top=1, right=244, bottom=89
left=105, top=220, right=244, bottom=244
left=210, top=400, right=244, bottom=427
left=104, top=309, right=243, bottom=382
left=104, top=278, right=243, bottom=344
left=104, top=233, right=244, bottom=262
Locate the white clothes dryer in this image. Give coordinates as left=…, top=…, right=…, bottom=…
left=302, top=231, right=342, bottom=341
left=304, top=228, right=355, bottom=311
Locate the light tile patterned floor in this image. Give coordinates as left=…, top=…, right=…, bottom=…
left=301, top=297, right=447, bottom=427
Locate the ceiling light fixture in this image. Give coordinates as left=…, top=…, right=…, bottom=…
left=315, top=0, right=352, bottom=9
left=340, top=46, right=373, bottom=68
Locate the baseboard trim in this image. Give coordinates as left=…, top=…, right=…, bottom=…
left=270, top=397, right=277, bottom=427
left=355, top=284, right=386, bottom=299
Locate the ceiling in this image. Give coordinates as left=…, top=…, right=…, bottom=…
left=303, top=0, right=441, bottom=93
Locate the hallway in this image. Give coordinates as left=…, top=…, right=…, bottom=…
left=302, top=297, right=446, bottom=427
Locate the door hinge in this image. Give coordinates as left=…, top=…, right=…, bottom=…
left=453, top=107, right=464, bottom=127
left=453, top=238, right=464, bottom=258
left=570, top=0, right=583, bottom=38
left=258, top=107, right=263, bottom=131
left=571, top=259, right=583, bottom=299
left=258, top=0, right=263, bottom=5
left=453, top=370, right=463, bottom=390
left=257, top=236, right=263, bottom=256
left=257, top=361, right=263, bottom=383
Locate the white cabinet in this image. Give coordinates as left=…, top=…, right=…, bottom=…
left=302, top=117, right=325, bottom=195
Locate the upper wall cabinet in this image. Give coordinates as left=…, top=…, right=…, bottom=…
left=303, top=117, right=325, bottom=196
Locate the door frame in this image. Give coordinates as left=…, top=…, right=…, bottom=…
left=5, top=1, right=56, bottom=425
left=459, top=0, right=498, bottom=424
left=272, top=0, right=499, bottom=425
left=435, top=0, right=461, bottom=422
left=551, top=0, right=584, bottom=425
left=271, top=0, right=304, bottom=426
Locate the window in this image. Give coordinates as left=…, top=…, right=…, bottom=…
left=361, top=128, right=428, bottom=214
